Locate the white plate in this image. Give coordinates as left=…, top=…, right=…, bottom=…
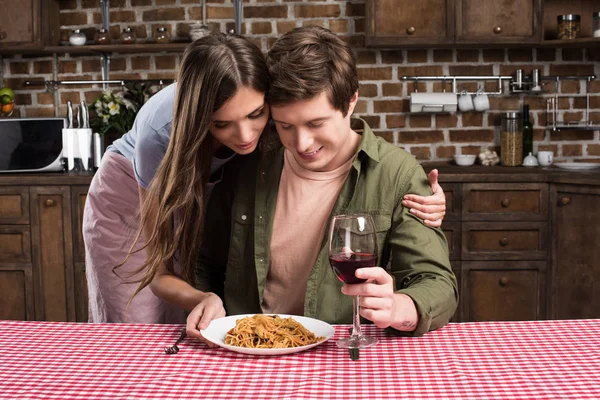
left=200, top=314, right=335, bottom=356
left=554, top=162, right=600, bottom=171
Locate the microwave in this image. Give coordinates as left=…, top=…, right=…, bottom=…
left=0, top=118, right=66, bottom=173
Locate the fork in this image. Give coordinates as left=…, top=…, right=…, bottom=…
left=164, top=328, right=187, bottom=354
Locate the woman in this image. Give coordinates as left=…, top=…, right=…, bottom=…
left=83, top=33, right=446, bottom=324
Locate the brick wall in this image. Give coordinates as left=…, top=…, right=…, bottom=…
left=2, top=0, right=599, bottom=162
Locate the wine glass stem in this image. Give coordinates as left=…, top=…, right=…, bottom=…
left=351, top=295, right=362, bottom=337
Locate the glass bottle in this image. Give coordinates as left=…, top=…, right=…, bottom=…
left=501, top=112, right=523, bottom=167
left=522, top=104, right=533, bottom=160
left=120, top=27, right=136, bottom=44
left=154, top=27, right=171, bottom=44
left=94, top=28, right=110, bottom=45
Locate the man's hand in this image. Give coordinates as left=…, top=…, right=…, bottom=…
left=403, top=169, right=446, bottom=227
left=341, top=267, right=418, bottom=331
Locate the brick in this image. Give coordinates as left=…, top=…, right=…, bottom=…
left=62, top=0, right=78, bottom=9
left=82, top=59, right=101, bottom=73
left=84, top=90, right=104, bottom=104
left=295, top=4, right=341, bottom=18
left=461, top=146, right=482, bottom=156
left=397, top=66, right=443, bottom=79
left=374, top=100, right=408, bottom=113
left=359, top=84, right=378, bottom=98
left=404, top=82, right=426, bottom=94
left=358, top=67, right=392, bottom=81
left=374, top=131, right=394, bottom=143
left=33, top=61, right=54, bottom=75
left=489, top=96, right=520, bottom=111
left=346, top=35, right=365, bottom=48
left=457, top=49, right=479, bottom=62
left=461, top=113, right=484, bottom=127
left=58, top=60, right=78, bottom=74
left=588, top=144, right=600, bottom=156
left=10, top=62, right=30, bottom=75
left=536, top=144, right=558, bottom=154
left=155, top=55, right=177, bottom=70
left=206, top=6, right=233, bottom=19
left=590, top=81, right=600, bottom=93
left=110, top=58, right=127, bottom=71
left=410, top=146, right=431, bottom=160
left=398, top=129, right=443, bottom=143
left=455, top=82, right=478, bottom=93
left=449, top=65, right=493, bottom=76
left=483, top=49, right=505, bottom=62
left=522, top=96, right=551, bottom=110
left=225, top=22, right=247, bottom=35
left=381, top=83, right=402, bottom=97
left=60, top=12, right=88, bottom=26
left=252, top=21, right=272, bottom=34
left=563, top=112, right=584, bottom=123
left=143, top=8, right=185, bottom=21
left=37, top=92, right=54, bottom=105
left=244, top=6, right=288, bottom=19
left=277, top=21, right=298, bottom=34
left=588, top=48, right=600, bottom=62
left=360, top=115, right=380, bottom=129
left=329, top=19, right=348, bottom=33
left=432, top=82, right=454, bottom=93
left=406, top=50, right=427, bottom=64
left=14, top=93, right=32, bottom=105
left=112, top=73, right=143, bottom=80
left=549, top=130, right=594, bottom=141
left=549, top=64, right=595, bottom=76
left=156, top=0, right=177, bottom=4
left=354, top=18, right=365, bottom=33
left=386, top=115, right=406, bottom=128
left=356, top=51, right=376, bottom=65
left=132, top=56, right=151, bottom=71
left=533, top=128, right=546, bottom=141
left=433, top=50, right=453, bottom=63
left=345, top=2, right=365, bottom=17
left=560, top=81, right=581, bottom=94
left=408, top=114, right=432, bottom=128
left=507, top=49, right=533, bottom=62
left=449, top=129, right=495, bottom=142
left=562, top=48, right=584, bottom=62
left=436, top=146, right=456, bottom=158
left=110, top=10, right=136, bottom=23
left=60, top=92, right=83, bottom=104
left=300, top=20, right=327, bottom=28
left=175, top=22, right=191, bottom=38
left=25, top=107, right=55, bottom=118
left=590, top=96, right=600, bottom=109
left=436, top=114, right=458, bottom=128
left=381, top=51, right=403, bottom=64
left=562, top=144, right=583, bottom=156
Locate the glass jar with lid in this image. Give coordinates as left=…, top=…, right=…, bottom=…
left=154, top=27, right=171, bottom=44
left=120, top=27, right=136, bottom=44
left=593, top=11, right=600, bottom=38
left=94, top=28, right=111, bottom=45
left=557, top=14, right=581, bottom=40
left=501, top=112, right=523, bottom=167
left=69, top=29, right=87, bottom=46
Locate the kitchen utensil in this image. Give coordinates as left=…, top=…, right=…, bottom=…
left=454, top=155, right=477, bottom=166
left=522, top=152, right=539, bottom=167
left=537, top=151, right=553, bottom=166
left=78, top=101, right=93, bottom=171
left=457, top=91, right=474, bottom=112
left=164, top=327, right=187, bottom=354
left=473, top=90, right=490, bottom=112
left=93, top=132, right=103, bottom=171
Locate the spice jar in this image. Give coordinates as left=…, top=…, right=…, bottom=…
left=501, top=112, right=523, bottom=167
left=557, top=14, right=581, bottom=40
left=69, top=29, right=87, bottom=46
left=154, top=27, right=171, bottom=44
left=120, top=27, right=136, bottom=44
left=593, top=11, right=600, bottom=38
left=94, top=28, right=110, bottom=45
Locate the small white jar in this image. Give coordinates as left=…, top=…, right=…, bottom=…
left=69, top=29, right=87, bottom=46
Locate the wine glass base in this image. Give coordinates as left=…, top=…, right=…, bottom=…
left=336, top=335, right=378, bottom=349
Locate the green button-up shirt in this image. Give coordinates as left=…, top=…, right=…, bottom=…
left=197, top=118, right=458, bottom=336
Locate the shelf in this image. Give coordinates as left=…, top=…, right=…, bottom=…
left=0, top=42, right=190, bottom=56
left=547, top=124, right=600, bottom=131
left=539, top=37, right=600, bottom=47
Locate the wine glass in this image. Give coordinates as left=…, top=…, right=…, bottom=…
left=328, top=213, right=379, bottom=349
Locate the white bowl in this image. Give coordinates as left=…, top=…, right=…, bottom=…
left=454, top=155, right=476, bottom=166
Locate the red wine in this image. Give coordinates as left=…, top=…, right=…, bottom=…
left=329, top=252, right=377, bottom=284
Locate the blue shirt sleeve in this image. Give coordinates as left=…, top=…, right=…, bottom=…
left=132, top=120, right=171, bottom=190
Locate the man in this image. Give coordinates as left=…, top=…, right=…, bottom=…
left=192, top=26, right=457, bottom=337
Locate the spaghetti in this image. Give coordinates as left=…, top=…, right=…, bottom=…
left=225, top=315, right=325, bottom=349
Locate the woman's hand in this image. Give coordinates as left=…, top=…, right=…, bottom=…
left=403, top=169, right=446, bottom=227
left=186, top=293, right=226, bottom=347
left=341, top=267, right=418, bottom=331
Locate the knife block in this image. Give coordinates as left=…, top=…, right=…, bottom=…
left=62, top=128, right=93, bottom=172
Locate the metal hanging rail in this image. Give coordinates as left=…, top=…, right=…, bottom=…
left=23, top=79, right=175, bottom=92
left=400, top=75, right=513, bottom=95
left=546, top=75, right=598, bottom=131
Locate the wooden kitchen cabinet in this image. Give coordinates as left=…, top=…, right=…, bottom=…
left=0, top=0, right=60, bottom=51
left=71, top=186, right=89, bottom=322
left=366, top=0, right=455, bottom=47
left=550, top=184, right=600, bottom=320
left=455, top=0, right=542, bottom=44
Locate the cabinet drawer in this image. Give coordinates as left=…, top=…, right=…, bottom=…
left=461, top=261, right=546, bottom=322
left=462, top=221, right=548, bottom=260
left=443, top=183, right=461, bottom=221
left=0, top=187, right=29, bottom=224
left=0, top=226, right=31, bottom=263
left=442, top=221, right=461, bottom=261
left=462, top=183, right=548, bottom=221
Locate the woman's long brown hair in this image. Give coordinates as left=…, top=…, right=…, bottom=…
left=121, top=33, right=268, bottom=301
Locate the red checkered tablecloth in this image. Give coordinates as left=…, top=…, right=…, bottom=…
left=0, top=319, right=599, bottom=399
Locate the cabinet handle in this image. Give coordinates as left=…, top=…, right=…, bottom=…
left=501, top=198, right=511, bottom=208
left=499, top=237, right=509, bottom=246
left=0, top=31, right=7, bottom=41
left=559, top=196, right=571, bottom=206
left=406, top=26, right=416, bottom=35
left=499, top=277, right=509, bottom=286
left=493, top=26, right=502, bottom=34
left=44, top=199, right=56, bottom=207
